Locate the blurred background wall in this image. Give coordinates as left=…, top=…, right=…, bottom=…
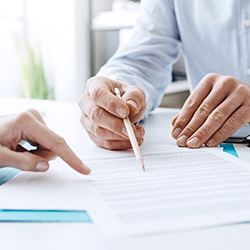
left=0, top=0, right=91, bottom=101
left=0, top=0, right=188, bottom=107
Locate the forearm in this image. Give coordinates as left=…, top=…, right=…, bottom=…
left=97, top=0, right=181, bottom=118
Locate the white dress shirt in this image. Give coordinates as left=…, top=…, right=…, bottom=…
left=98, top=0, right=250, bottom=117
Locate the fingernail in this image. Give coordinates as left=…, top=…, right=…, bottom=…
left=116, top=106, right=126, bottom=118
left=177, top=135, right=188, bottom=147
left=206, top=138, right=215, bottom=147
left=138, top=138, right=144, bottom=145
left=135, top=129, right=143, bottom=137
left=187, top=137, right=200, bottom=148
left=82, top=163, right=91, bottom=174
left=36, top=162, right=49, bottom=171
left=172, top=128, right=182, bottom=138
left=127, top=100, right=137, bottom=109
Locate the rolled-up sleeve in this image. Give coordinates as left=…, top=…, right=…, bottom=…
left=97, top=0, right=182, bottom=118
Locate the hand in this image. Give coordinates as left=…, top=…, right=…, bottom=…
left=172, top=73, right=250, bottom=148
left=78, top=76, right=146, bottom=150
left=0, top=109, right=90, bottom=174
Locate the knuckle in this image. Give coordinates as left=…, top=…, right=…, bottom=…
left=223, top=76, right=237, bottom=86
left=218, top=75, right=239, bottom=90
left=196, top=104, right=211, bottom=118
left=202, top=73, right=220, bottom=86
left=204, top=72, right=218, bottom=82
left=93, top=126, right=106, bottom=138
left=183, top=125, right=197, bottom=135
left=197, top=128, right=209, bottom=138
left=174, top=117, right=188, bottom=128
left=109, top=119, right=122, bottom=133
left=224, top=118, right=241, bottom=131
left=184, top=98, right=199, bottom=110
left=54, top=135, right=66, bottom=145
left=105, top=96, right=117, bottom=111
left=16, top=110, right=33, bottom=123
left=131, top=86, right=146, bottom=100
left=209, top=110, right=224, bottom=124
left=90, top=86, right=107, bottom=101
left=50, top=135, right=66, bottom=151
left=89, top=106, right=103, bottom=123
left=25, top=108, right=40, bottom=117
left=236, top=84, right=248, bottom=96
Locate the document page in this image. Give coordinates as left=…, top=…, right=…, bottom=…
left=83, top=145, right=250, bottom=238
left=1, top=144, right=250, bottom=239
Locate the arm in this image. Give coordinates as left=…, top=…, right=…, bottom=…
left=98, top=0, right=182, bottom=116
left=79, top=0, right=181, bottom=150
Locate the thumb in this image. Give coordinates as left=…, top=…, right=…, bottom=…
left=0, top=147, right=49, bottom=172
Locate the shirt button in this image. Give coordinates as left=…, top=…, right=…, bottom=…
left=247, top=68, right=250, bottom=76
left=245, top=19, right=250, bottom=27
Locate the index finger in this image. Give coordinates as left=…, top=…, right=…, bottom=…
left=23, top=118, right=91, bottom=175
left=172, top=74, right=215, bottom=138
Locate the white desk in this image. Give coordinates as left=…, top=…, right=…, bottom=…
left=0, top=98, right=250, bottom=250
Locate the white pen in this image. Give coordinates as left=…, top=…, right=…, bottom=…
left=114, top=87, right=145, bottom=171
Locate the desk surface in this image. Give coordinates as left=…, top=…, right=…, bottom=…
left=0, top=98, right=250, bottom=250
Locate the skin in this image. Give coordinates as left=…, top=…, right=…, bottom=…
left=78, top=76, right=146, bottom=150
left=79, top=74, right=250, bottom=150
left=0, top=109, right=90, bottom=174
left=172, top=73, right=250, bottom=148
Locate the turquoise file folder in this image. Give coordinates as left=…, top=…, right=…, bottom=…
left=0, top=209, right=91, bottom=223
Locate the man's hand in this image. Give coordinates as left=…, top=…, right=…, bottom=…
left=78, top=76, right=146, bottom=150
left=172, top=73, right=250, bottom=148
left=0, top=109, right=90, bottom=174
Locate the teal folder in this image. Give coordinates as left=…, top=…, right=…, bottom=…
left=0, top=209, right=91, bottom=223
left=220, top=143, right=239, bottom=158
left=0, top=168, right=92, bottom=223
left=0, top=167, right=20, bottom=186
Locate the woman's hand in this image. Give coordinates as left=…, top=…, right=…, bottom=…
left=0, top=109, right=90, bottom=174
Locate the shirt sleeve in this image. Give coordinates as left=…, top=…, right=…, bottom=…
left=97, top=0, right=182, bottom=118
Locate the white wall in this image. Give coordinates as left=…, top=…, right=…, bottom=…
left=25, top=0, right=90, bottom=101
left=91, top=0, right=113, bottom=16
left=90, top=0, right=119, bottom=75
left=0, top=20, right=22, bottom=97
left=0, top=0, right=90, bottom=101
left=0, top=0, right=24, bottom=97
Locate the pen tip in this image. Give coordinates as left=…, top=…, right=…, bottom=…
left=142, top=165, right=145, bottom=171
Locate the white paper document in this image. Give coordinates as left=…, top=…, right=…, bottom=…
left=82, top=145, right=250, bottom=238
left=1, top=144, right=250, bottom=239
